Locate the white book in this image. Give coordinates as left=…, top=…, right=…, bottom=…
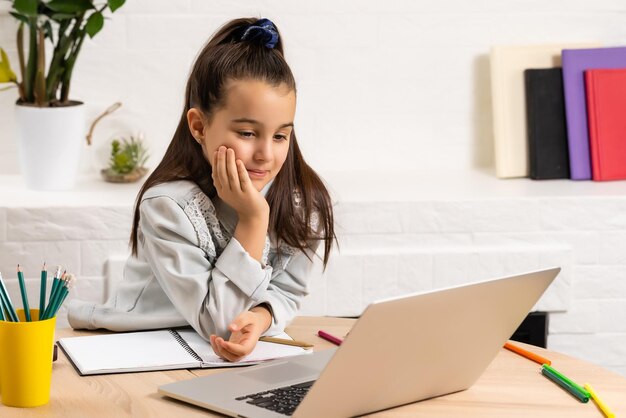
left=58, top=329, right=311, bottom=376
left=490, top=43, right=599, bottom=178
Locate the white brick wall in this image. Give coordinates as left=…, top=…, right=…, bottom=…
left=1, top=0, right=626, bottom=378
left=2, top=0, right=626, bottom=174
left=2, top=170, right=626, bottom=377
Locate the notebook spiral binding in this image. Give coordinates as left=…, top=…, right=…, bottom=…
left=169, top=329, right=203, bottom=362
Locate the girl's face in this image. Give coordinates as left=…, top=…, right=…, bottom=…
left=188, top=79, right=296, bottom=192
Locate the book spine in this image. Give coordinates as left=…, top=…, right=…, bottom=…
left=584, top=71, right=602, bottom=180
left=524, top=70, right=538, bottom=179
left=562, top=52, right=592, bottom=180
left=169, top=329, right=203, bottom=362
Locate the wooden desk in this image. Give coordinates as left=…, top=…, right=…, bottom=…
left=1, top=316, right=625, bottom=417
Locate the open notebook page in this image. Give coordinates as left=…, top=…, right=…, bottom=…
left=60, top=330, right=199, bottom=374
left=59, top=329, right=311, bottom=375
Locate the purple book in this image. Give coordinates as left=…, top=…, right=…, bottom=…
left=562, top=46, right=626, bottom=180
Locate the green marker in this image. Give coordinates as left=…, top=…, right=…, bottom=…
left=543, top=364, right=590, bottom=397
left=542, top=365, right=589, bottom=403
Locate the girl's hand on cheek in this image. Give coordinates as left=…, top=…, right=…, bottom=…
left=211, top=146, right=269, bottom=221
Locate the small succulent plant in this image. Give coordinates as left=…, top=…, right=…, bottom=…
left=109, top=135, right=149, bottom=175
left=101, top=134, right=149, bottom=183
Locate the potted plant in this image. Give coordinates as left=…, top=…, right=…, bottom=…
left=0, top=0, right=125, bottom=190
left=101, top=134, right=150, bottom=183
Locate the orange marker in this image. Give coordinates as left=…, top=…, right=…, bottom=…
left=504, top=341, right=551, bottom=366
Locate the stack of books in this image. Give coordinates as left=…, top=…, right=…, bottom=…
left=490, top=44, right=626, bottom=181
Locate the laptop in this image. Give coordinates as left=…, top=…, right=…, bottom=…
left=158, top=267, right=560, bottom=417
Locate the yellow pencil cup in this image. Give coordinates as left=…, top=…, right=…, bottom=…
left=0, top=309, right=56, bottom=407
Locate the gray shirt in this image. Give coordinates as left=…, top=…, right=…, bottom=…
left=68, top=180, right=318, bottom=340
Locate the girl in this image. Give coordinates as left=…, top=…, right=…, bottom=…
left=68, top=17, right=335, bottom=362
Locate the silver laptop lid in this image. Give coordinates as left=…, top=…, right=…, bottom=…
left=294, top=267, right=560, bottom=418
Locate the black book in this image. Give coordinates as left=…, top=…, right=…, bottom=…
left=524, top=68, right=570, bottom=179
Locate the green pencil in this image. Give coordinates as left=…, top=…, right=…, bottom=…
left=0, top=293, right=6, bottom=321
left=0, top=272, right=19, bottom=321
left=39, top=262, right=47, bottom=320
left=43, top=267, right=63, bottom=320
left=17, top=265, right=31, bottom=321
left=43, top=273, right=75, bottom=320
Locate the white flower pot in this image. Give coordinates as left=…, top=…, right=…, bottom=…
left=15, top=102, right=85, bottom=190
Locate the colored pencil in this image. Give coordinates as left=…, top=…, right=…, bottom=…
left=504, top=341, right=552, bottom=365
left=39, top=262, right=47, bottom=319
left=584, top=382, right=616, bottom=418
left=541, top=365, right=589, bottom=403
left=17, top=265, right=31, bottom=321
left=43, top=267, right=64, bottom=320
left=0, top=272, right=19, bottom=321
left=0, top=292, right=6, bottom=321
left=317, top=330, right=343, bottom=346
left=44, top=273, right=75, bottom=320
left=259, top=336, right=314, bottom=349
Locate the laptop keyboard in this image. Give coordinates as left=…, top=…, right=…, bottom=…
left=235, top=380, right=315, bottom=416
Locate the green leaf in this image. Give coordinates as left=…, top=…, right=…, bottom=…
left=107, top=0, right=125, bottom=13
left=85, top=11, right=104, bottom=38
left=9, top=12, right=29, bottom=24
left=50, top=13, right=75, bottom=21
left=13, top=0, right=38, bottom=16
left=0, top=48, right=18, bottom=83
left=47, top=0, right=94, bottom=14
left=43, top=20, right=54, bottom=43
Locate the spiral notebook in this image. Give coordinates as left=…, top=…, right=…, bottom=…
left=58, top=328, right=311, bottom=376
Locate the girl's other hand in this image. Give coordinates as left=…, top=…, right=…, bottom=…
left=211, top=146, right=269, bottom=221
left=209, top=306, right=272, bottom=362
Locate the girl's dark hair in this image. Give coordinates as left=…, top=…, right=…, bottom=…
left=130, top=17, right=335, bottom=267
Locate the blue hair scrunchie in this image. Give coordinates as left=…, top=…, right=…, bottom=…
left=241, top=18, right=279, bottom=49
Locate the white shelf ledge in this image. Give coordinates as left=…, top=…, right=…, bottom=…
left=2, top=169, right=626, bottom=208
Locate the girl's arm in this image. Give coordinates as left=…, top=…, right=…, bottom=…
left=258, top=240, right=321, bottom=334
left=213, top=146, right=269, bottom=263
left=209, top=242, right=319, bottom=361
left=138, top=195, right=274, bottom=340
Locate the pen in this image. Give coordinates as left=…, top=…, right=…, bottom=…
left=504, top=341, right=552, bottom=365
left=317, top=330, right=343, bottom=346
left=259, top=336, right=314, bottom=349
left=584, top=382, right=615, bottom=418
left=541, top=365, right=589, bottom=403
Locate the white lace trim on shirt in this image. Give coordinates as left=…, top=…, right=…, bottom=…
left=184, top=191, right=271, bottom=266
left=184, top=192, right=223, bottom=260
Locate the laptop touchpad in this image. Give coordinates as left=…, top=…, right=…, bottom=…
left=238, top=362, right=318, bottom=384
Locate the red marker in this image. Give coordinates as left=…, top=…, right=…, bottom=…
left=317, top=330, right=343, bottom=346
